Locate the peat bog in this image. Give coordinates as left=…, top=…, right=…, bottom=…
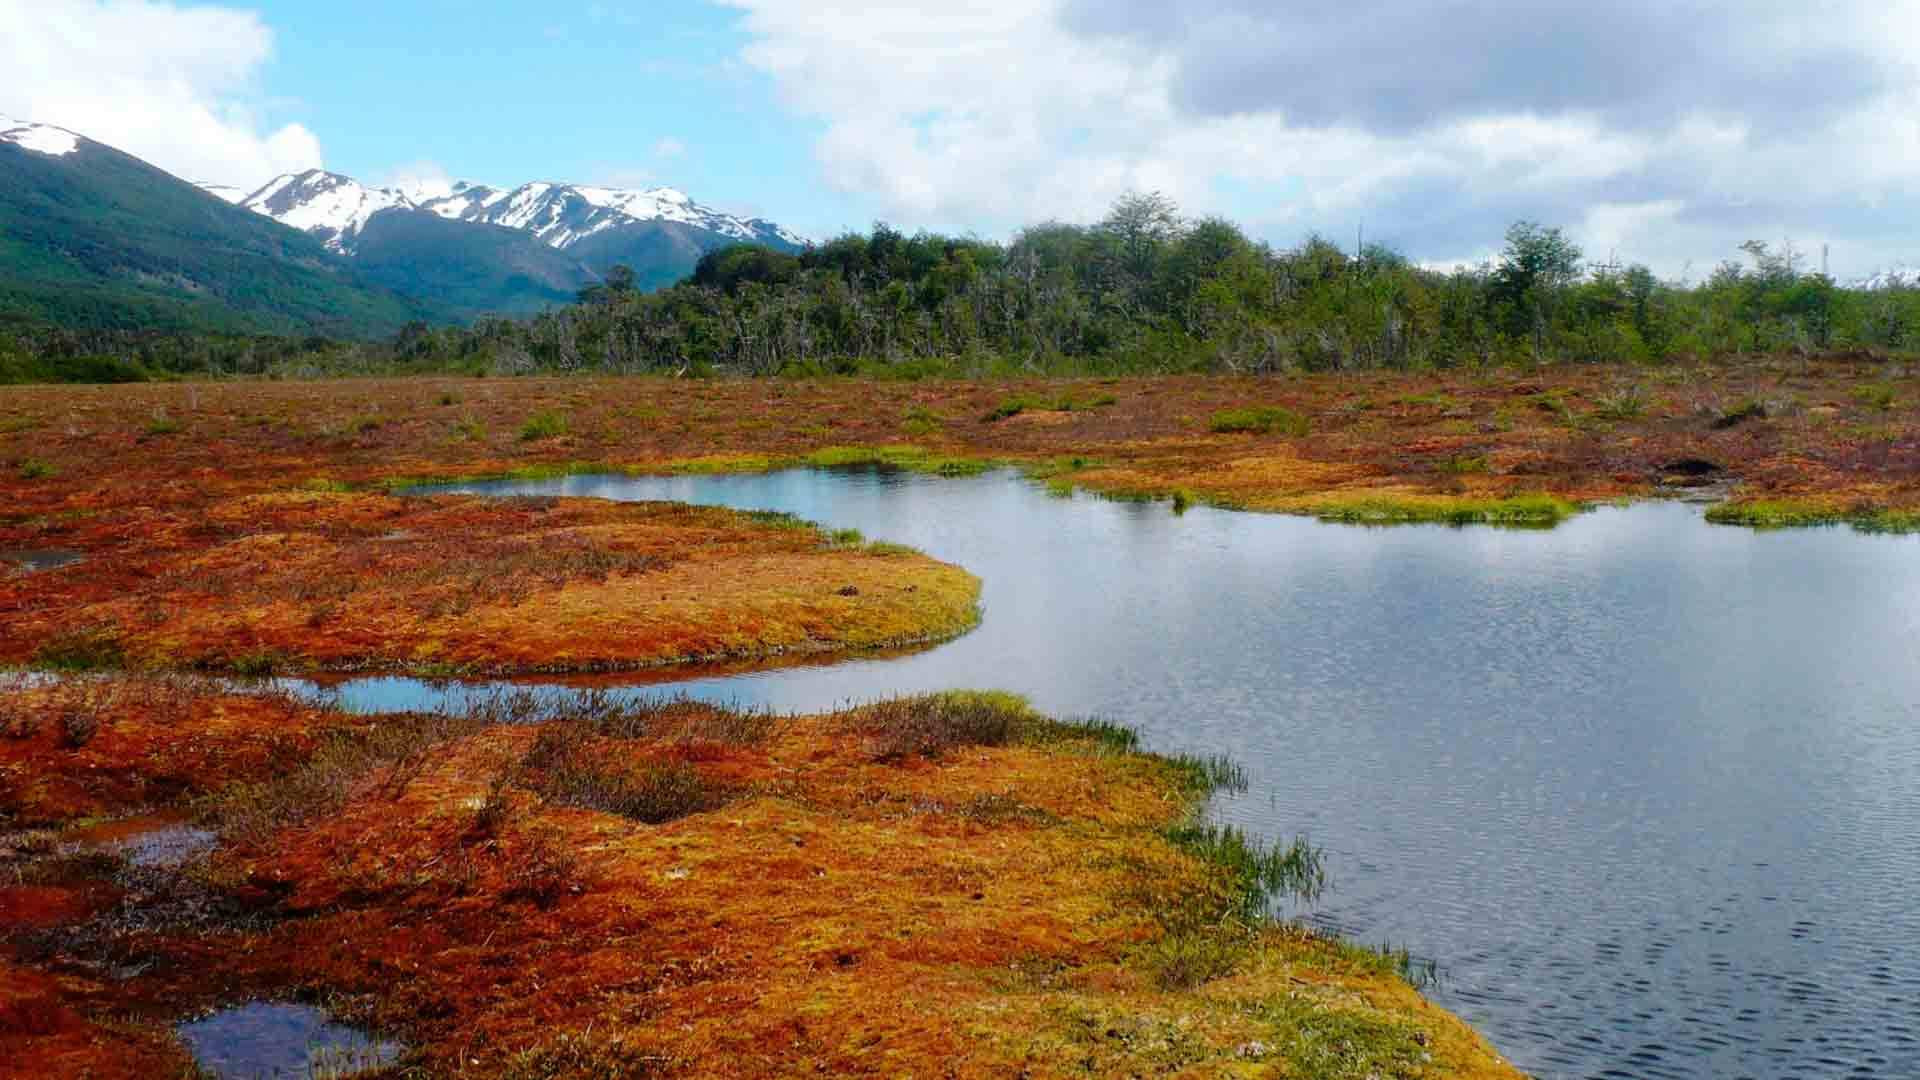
left=4, top=364, right=1918, bottom=1077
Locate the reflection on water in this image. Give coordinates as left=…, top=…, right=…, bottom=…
left=176, top=1002, right=401, bottom=1078
left=352, top=468, right=1920, bottom=1079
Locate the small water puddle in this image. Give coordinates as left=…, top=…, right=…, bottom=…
left=2, top=548, right=84, bottom=573
left=69, top=814, right=216, bottom=869
left=176, top=1003, right=403, bottom=1078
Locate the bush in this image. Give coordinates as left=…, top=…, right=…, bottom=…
left=854, top=692, right=1028, bottom=761
left=519, top=411, right=569, bottom=441
left=1208, top=406, right=1309, bottom=436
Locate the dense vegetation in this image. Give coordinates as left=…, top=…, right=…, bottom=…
left=5, top=191, right=1917, bottom=382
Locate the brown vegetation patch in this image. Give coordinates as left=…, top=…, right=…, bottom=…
left=0, top=674, right=346, bottom=826
left=6, top=361, right=1916, bottom=537
left=0, top=690, right=1520, bottom=1079
left=0, top=492, right=980, bottom=675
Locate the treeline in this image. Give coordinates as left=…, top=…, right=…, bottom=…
left=6, top=193, right=1920, bottom=382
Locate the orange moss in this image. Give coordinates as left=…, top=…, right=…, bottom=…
left=0, top=696, right=1521, bottom=1078
left=0, top=492, right=980, bottom=675
left=6, top=361, right=1915, bottom=540
left=0, top=675, right=348, bottom=825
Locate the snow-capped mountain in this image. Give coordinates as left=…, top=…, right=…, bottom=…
left=240, top=170, right=416, bottom=254
left=1, top=116, right=81, bottom=158
left=417, top=180, right=806, bottom=251
left=1851, top=264, right=1916, bottom=290
left=235, top=169, right=805, bottom=259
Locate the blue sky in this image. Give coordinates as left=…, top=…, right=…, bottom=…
left=245, top=1, right=858, bottom=230
left=6, top=1, right=1920, bottom=277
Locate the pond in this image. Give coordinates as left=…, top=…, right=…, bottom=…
left=345, top=467, right=1920, bottom=1079
left=176, top=1002, right=401, bottom=1078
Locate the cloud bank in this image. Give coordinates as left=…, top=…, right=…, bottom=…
left=0, top=0, right=321, bottom=193
left=722, top=0, right=1920, bottom=278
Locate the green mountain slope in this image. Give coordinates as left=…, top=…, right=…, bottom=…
left=0, top=132, right=442, bottom=337
left=567, top=219, right=801, bottom=292
left=350, top=209, right=598, bottom=319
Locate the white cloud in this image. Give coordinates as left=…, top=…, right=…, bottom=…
left=0, top=0, right=320, bottom=191
left=652, top=136, right=687, bottom=159
left=720, top=0, right=1920, bottom=279
left=377, top=160, right=454, bottom=200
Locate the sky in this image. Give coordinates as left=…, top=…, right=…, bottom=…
left=3, top=0, right=1919, bottom=280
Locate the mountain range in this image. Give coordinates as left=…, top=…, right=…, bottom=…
left=220, top=169, right=805, bottom=308
left=1, top=116, right=805, bottom=337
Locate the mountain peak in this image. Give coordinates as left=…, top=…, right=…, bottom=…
left=242, top=170, right=417, bottom=254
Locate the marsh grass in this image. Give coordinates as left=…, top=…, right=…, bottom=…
left=18, top=458, right=57, bottom=480
left=518, top=411, right=570, bottom=441
left=851, top=691, right=1027, bottom=761
left=1208, top=405, right=1309, bottom=436
left=1712, top=398, right=1770, bottom=428
left=1851, top=382, right=1898, bottom=411
left=1139, top=924, right=1258, bottom=990
left=802, top=444, right=990, bottom=475
left=1166, top=824, right=1327, bottom=918
left=457, top=689, right=775, bottom=746
left=498, top=1031, right=678, bottom=1079
left=1591, top=383, right=1650, bottom=421
left=901, top=404, right=943, bottom=435
left=1245, top=995, right=1430, bottom=1080
left=31, top=626, right=127, bottom=671
left=983, top=392, right=1116, bottom=421
left=1306, top=492, right=1576, bottom=527
left=213, top=711, right=484, bottom=846
left=1438, top=454, right=1490, bottom=474
left=520, top=722, right=738, bottom=825
left=1705, top=499, right=1920, bottom=533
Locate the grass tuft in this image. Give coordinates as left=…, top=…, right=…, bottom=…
left=1209, top=406, right=1310, bottom=436
left=1168, top=824, right=1327, bottom=918
left=519, top=411, right=570, bottom=441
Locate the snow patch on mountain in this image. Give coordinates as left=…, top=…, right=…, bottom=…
left=409, top=179, right=805, bottom=250
left=236, top=166, right=808, bottom=260
left=240, top=170, right=415, bottom=254
left=1, top=117, right=81, bottom=158
left=1852, top=264, right=1918, bottom=290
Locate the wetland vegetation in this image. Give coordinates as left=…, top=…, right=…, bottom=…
left=3, top=353, right=1917, bottom=1077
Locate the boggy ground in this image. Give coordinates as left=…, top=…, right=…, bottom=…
left=5, top=354, right=1918, bottom=533
left=1, top=685, right=1522, bottom=1079
left=0, top=489, right=979, bottom=677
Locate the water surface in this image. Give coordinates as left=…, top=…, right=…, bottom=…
left=359, top=468, right=1920, bottom=1079
left=176, top=1002, right=401, bottom=1078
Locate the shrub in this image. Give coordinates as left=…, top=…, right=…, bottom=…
left=1591, top=384, right=1649, bottom=420
left=1712, top=399, right=1769, bottom=428
left=1851, top=383, right=1898, bottom=411
left=855, top=692, right=1028, bottom=761
left=523, top=724, right=737, bottom=824
left=32, top=627, right=125, bottom=671
left=1139, top=927, right=1254, bottom=990
left=18, top=458, right=56, bottom=480
left=1208, top=406, right=1309, bottom=436
left=519, top=411, right=570, bottom=441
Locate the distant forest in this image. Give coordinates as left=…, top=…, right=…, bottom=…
left=5, top=193, right=1918, bottom=382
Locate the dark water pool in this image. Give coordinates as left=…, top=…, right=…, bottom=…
left=176, top=1002, right=401, bottom=1078
left=347, top=468, right=1920, bottom=1079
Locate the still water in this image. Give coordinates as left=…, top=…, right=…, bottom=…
left=357, top=468, right=1920, bottom=1079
